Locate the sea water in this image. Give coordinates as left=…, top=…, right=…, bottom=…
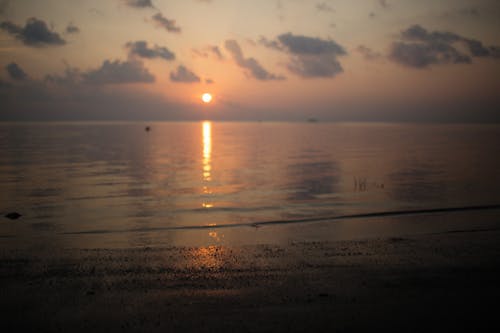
left=1, top=121, right=500, bottom=248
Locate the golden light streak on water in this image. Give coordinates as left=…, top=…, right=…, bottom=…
left=202, top=121, right=212, bottom=181
left=202, top=121, right=214, bottom=210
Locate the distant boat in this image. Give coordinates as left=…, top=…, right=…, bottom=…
left=145, top=126, right=151, bottom=132
left=307, top=118, right=318, bottom=123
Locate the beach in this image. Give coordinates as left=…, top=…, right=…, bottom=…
left=2, top=0, right=500, bottom=330
left=1, top=122, right=500, bottom=331
left=2, top=225, right=500, bottom=332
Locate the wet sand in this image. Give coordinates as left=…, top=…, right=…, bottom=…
left=1, top=228, right=500, bottom=332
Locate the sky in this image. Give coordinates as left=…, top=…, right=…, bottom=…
left=1, top=0, right=500, bottom=122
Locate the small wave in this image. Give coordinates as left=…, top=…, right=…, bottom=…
left=61, top=204, right=500, bottom=235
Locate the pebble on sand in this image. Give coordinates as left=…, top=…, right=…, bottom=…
left=5, top=212, right=22, bottom=220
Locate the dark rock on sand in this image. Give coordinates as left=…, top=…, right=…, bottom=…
left=4, top=212, right=22, bottom=220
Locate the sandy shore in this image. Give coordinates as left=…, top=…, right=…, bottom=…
left=2, top=228, right=500, bottom=332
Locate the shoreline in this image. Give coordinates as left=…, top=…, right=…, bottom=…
left=2, top=227, right=500, bottom=332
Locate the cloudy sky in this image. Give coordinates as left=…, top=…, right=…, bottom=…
left=1, top=0, right=500, bottom=121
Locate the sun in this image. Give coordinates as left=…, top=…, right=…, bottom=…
left=202, top=93, right=212, bottom=104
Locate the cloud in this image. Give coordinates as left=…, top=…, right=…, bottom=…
left=192, top=45, right=224, bottom=60
left=209, top=45, right=223, bottom=60
left=5, top=62, right=28, bottom=80
left=356, top=45, right=382, bottom=60
left=258, top=36, right=283, bottom=51
left=205, top=78, right=214, bottom=84
left=260, top=32, right=346, bottom=78
left=125, top=40, right=175, bottom=61
left=286, top=54, right=343, bottom=78
left=151, top=13, right=181, bottom=33
left=225, top=39, right=285, bottom=81
left=83, top=59, right=155, bottom=84
left=123, top=0, right=154, bottom=8
left=170, top=65, right=200, bottom=83
left=277, top=33, right=345, bottom=55
left=389, top=24, right=500, bottom=68
left=316, top=2, right=334, bottom=12
left=66, top=23, right=80, bottom=34
left=389, top=42, right=470, bottom=68
left=0, top=17, right=66, bottom=46
left=44, top=60, right=156, bottom=86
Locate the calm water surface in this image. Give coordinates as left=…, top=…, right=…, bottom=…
left=1, top=122, right=500, bottom=248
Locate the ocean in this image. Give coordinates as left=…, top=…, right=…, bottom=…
left=1, top=121, right=500, bottom=248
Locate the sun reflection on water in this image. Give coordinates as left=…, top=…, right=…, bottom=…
left=202, top=121, right=214, bottom=210
left=202, top=121, right=212, bottom=181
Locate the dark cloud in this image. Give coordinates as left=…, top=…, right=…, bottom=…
left=389, top=24, right=500, bottom=68
left=390, top=42, right=471, bottom=68
left=5, top=62, right=28, bottom=80
left=0, top=20, right=22, bottom=34
left=83, top=59, right=155, bottom=84
left=170, top=65, right=200, bottom=83
left=277, top=33, right=345, bottom=55
left=46, top=59, right=156, bottom=86
left=260, top=33, right=346, bottom=78
left=258, top=36, right=283, bottom=51
left=66, top=23, right=80, bottom=34
left=0, top=17, right=66, bottom=47
left=286, top=54, right=343, bottom=78
left=45, top=60, right=157, bottom=86
left=123, top=0, right=154, bottom=8
left=125, top=40, right=175, bottom=61
left=356, top=45, right=382, bottom=60
left=316, top=2, right=334, bottom=12
left=225, top=39, right=285, bottom=81
left=205, top=78, right=214, bottom=84
left=192, top=45, right=223, bottom=60
left=151, top=13, right=181, bottom=33
left=210, top=45, right=223, bottom=60
left=400, top=24, right=457, bottom=42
